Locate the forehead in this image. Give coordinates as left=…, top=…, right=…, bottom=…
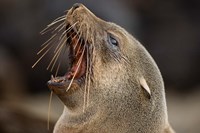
left=105, top=22, right=128, bottom=39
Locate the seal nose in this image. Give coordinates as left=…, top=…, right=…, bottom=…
left=72, top=3, right=81, bottom=11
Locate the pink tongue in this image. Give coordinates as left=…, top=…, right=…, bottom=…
left=65, top=58, right=86, bottom=80
left=66, top=64, right=79, bottom=79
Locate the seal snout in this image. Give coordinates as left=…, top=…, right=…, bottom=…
left=71, top=3, right=82, bottom=12
left=73, top=3, right=81, bottom=9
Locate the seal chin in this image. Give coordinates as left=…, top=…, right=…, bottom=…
left=47, top=24, right=87, bottom=93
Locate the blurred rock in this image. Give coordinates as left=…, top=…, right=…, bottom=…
left=0, top=103, right=54, bottom=133
left=0, top=46, right=27, bottom=101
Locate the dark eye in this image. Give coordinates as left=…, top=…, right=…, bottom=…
left=108, top=34, right=118, bottom=46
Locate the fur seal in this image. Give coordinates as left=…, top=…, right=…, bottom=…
left=44, top=3, right=175, bottom=133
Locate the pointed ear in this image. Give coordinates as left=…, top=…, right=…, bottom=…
left=139, top=76, right=151, bottom=98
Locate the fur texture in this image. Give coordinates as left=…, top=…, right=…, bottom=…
left=48, top=3, right=175, bottom=133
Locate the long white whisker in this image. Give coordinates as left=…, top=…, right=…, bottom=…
left=48, top=17, right=66, bottom=27
left=75, top=38, right=83, bottom=56
left=58, top=24, right=66, bottom=32
left=50, top=45, right=64, bottom=72
left=47, top=91, right=53, bottom=130
left=59, top=30, right=67, bottom=40
left=40, top=16, right=66, bottom=34
left=40, top=26, right=56, bottom=35
left=86, top=46, right=91, bottom=107
left=32, top=45, right=53, bottom=68
left=54, top=36, right=67, bottom=53
left=55, top=46, right=67, bottom=77
left=41, top=34, right=57, bottom=47
left=65, top=22, right=78, bottom=32
left=66, top=44, right=86, bottom=92
left=83, top=31, right=89, bottom=111
left=73, top=23, right=84, bottom=50
left=51, top=15, right=65, bottom=23
left=47, top=39, right=66, bottom=70
left=83, top=46, right=89, bottom=112
left=53, top=22, right=65, bottom=33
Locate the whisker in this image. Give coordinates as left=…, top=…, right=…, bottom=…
left=50, top=38, right=67, bottom=72
left=55, top=22, right=78, bottom=51
left=59, top=30, right=67, bottom=41
left=40, top=16, right=66, bottom=35
left=51, top=15, right=65, bottom=23
left=58, top=24, right=66, bottom=32
left=82, top=31, right=89, bottom=111
left=55, top=46, right=67, bottom=77
left=73, top=24, right=84, bottom=50
left=47, top=91, right=53, bottom=130
left=61, top=22, right=78, bottom=42
left=83, top=46, right=90, bottom=112
left=65, top=21, right=78, bottom=33
left=86, top=46, right=92, bottom=107
left=37, top=44, right=50, bottom=55
left=40, top=26, right=57, bottom=35
left=87, top=70, right=91, bottom=107
left=41, top=33, right=57, bottom=47
left=48, top=17, right=66, bottom=27
left=85, top=33, right=91, bottom=107
left=56, top=21, right=78, bottom=42
left=74, top=33, right=82, bottom=50
left=47, top=38, right=65, bottom=70
left=52, top=21, right=66, bottom=33
left=32, top=45, right=53, bottom=68
left=38, top=35, right=57, bottom=55
left=55, top=62, right=61, bottom=77
left=66, top=43, right=86, bottom=92
left=75, top=38, right=83, bottom=56
left=50, top=45, right=63, bottom=72
left=89, top=38, right=95, bottom=82
left=47, top=39, right=66, bottom=71
left=54, top=36, right=67, bottom=53
left=55, top=26, right=76, bottom=53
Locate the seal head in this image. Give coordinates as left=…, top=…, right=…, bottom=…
left=47, top=3, right=175, bottom=133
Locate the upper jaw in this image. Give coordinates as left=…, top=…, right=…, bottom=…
left=47, top=23, right=87, bottom=93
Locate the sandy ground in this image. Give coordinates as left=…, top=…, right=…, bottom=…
left=167, top=90, right=200, bottom=133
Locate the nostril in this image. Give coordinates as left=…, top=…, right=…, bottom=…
left=73, top=3, right=81, bottom=10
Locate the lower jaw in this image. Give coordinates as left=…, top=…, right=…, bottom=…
left=47, top=76, right=88, bottom=109
left=47, top=76, right=85, bottom=95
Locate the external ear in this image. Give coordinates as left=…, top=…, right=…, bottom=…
left=139, top=76, right=151, bottom=98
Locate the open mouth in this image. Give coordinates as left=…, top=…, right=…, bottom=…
left=48, top=24, right=87, bottom=89
left=66, top=25, right=87, bottom=80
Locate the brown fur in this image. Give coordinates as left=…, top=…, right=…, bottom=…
left=48, top=3, right=175, bottom=133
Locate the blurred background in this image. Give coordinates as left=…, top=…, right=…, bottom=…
left=0, top=0, right=200, bottom=132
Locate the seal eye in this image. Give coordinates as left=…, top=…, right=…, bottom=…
left=108, top=34, right=118, bottom=47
